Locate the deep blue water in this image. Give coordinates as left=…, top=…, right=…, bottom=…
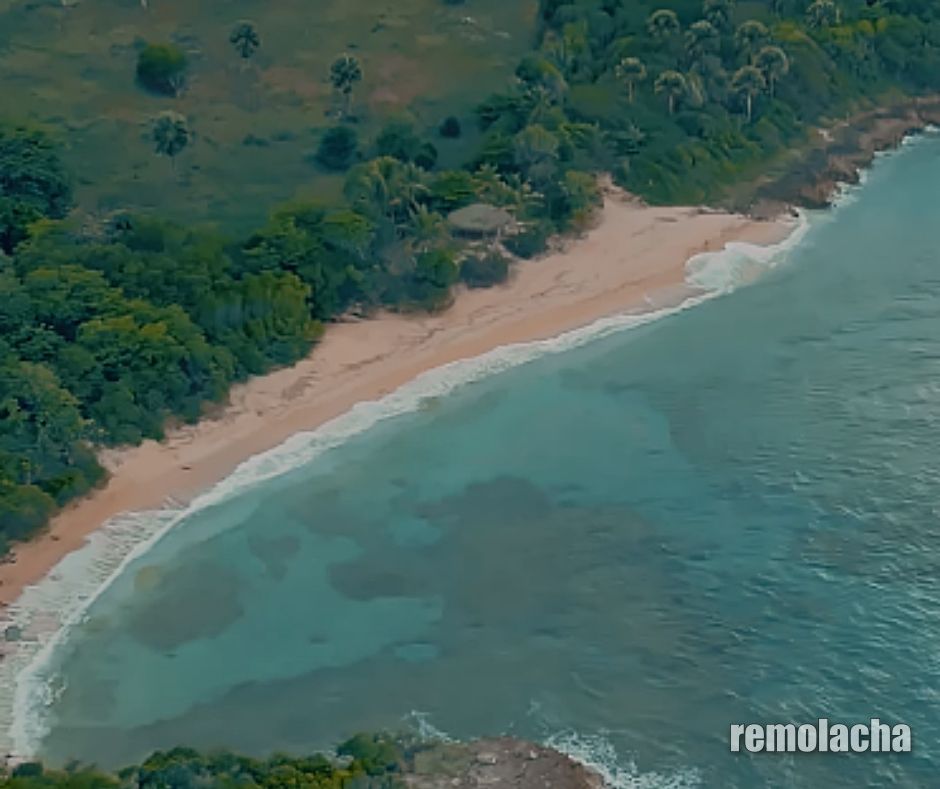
left=34, top=135, right=940, bottom=787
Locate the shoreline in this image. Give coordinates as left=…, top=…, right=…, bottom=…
left=736, top=94, right=940, bottom=214
left=4, top=93, right=936, bottom=615
left=0, top=195, right=793, bottom=610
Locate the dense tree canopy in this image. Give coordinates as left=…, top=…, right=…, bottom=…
left=505, top=0, right=940, bottom=203
left=3, top=0, right=940, bottom=549
left=0, top=736, right=409, bottom=789
left=0, top=124, right=72, bottom=255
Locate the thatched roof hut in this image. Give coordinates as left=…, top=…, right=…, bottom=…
left=447, top=203, right=514, bottom=237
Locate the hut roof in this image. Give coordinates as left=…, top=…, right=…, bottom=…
left=447, top=203, right=514, bottom=233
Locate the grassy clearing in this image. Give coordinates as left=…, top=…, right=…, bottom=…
left=0, top=0, right=538, bottom=232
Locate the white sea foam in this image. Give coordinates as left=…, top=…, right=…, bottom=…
left=827, top=125, right=939, bottom=212
left=0, top=211, right=810, bottom=762
left=830, top=125, right=940, bottom=209
left=685, top=209, right=811, bottom=292
left=404, top=711, right=457, bottom=744
left=401, top=714, right=698, bottom=788
left=545, top=731, right=700, bottom=789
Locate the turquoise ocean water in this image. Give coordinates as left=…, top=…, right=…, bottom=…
left=5, top=134, right=940, bottom=787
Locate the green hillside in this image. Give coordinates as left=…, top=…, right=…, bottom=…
left=0, top=0, right=537, bottom=231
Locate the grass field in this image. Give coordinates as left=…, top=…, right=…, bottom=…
left=0, top=0, right=538, bottom=233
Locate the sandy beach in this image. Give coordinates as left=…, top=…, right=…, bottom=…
left=0, top=194, right=793, bottom=607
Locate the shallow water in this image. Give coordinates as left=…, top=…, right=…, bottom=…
left=30, top=135, right=940, bottom=786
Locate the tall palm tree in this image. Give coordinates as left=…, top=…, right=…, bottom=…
left=685, top=20, right=720, bottom=66
left=731, top=65, right=766, bottom=121
left=703, top=0, right=735, bottom=31
left=230, top=21, right=261, bottom=64
left=735, top=20, right=770, bottom=60
left=152, top=111, right=190, bottom=176
left=615, top=57, right=647, bottom=103
left=647, top=9, right=681, bottom=41
left=806, top=0, right=840, bottom=29
left=655, top=70, right=687, bottom=115
left=755, top=45, right=789, bottom=97
left=330, top=53, right=363, bottom=119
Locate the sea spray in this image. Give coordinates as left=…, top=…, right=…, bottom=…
left=545, top=731, right=700, bottom=789
left=0, top=218, right=808, bottom=762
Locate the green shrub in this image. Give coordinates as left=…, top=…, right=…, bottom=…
left=504, top=222, right=552, bottom=259
left=407, top=249, right=457, bottom=309
left=136, top=43, right=188, bottom=96
left=439, top=116, right=462, bottom=137
left=12, top=762, right=44, bottom=778
left=316, top=126, right=359, bottom=171
left=460, top=252, right=509, bottom=288
left=337, top=733, right=402, bottom=776
left=375, top=116, right=422, bottom=162
left=0, top=485, right=57, bottom=542
left=414, top=141, right=438, bottom=170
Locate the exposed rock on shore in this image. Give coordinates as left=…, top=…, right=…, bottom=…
left=405, top=738, right=605, bottom=789
left=741, top=96, right=940, bottom=213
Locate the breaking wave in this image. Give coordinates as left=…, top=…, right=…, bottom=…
left=545, top=731, right=700, bottom=789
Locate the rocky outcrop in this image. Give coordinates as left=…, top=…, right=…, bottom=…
left=405, top=738, right=605, bottom=789
left=740, top=96, right=940, bottom=213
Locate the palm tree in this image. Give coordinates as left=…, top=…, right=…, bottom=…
left=735, top=20, right=769, bottom=60
left=330, top=53, right=363, bottom=119
left=407, top=205, right=451, bottom=254
left=731, top=65, right=766, bottom=121
left=615, top=57, right=647, bottom=103
left=806, top=0, right=840, bottom=29
left=230, top=21, right=261, bottom=65
left=151, top=111, right=190, bottom=176
left=655, top=70, right=687, bottom=115
left=685, top=20, right=720, bottom=65
left=522, top=84, right=557, bottom=125
left=703, top=0, right=735, bottom=31
left=755, top=45, right=789, bottom=97
left=647, top=9, right=681, bottom=41
left=344, top=156, right=427, bottom=225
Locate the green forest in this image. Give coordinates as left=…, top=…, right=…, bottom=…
left=0, top=734, right=409, bottom=789
left=3, top=0, right=940, bottom=551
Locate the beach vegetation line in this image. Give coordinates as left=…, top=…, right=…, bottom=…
left=3, top=0, right=940, bottom=551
